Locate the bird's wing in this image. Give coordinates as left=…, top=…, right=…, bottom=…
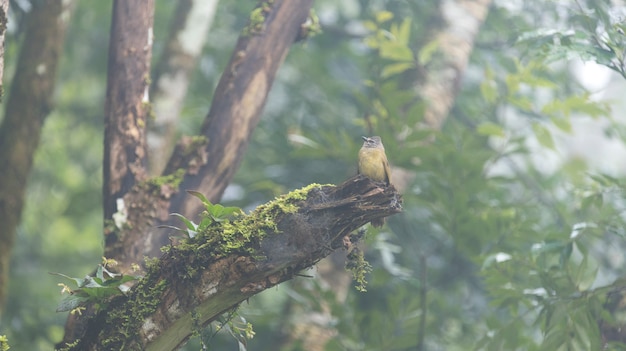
left=383, top=157, right=391, bottom=185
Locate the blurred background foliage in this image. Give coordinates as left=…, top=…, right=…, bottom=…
left=2, top=0, right=626, bottom=350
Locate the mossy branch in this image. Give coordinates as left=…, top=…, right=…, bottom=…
left=58, top=175, right=402, bottom=350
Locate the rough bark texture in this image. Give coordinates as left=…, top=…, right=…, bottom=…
left=417, top=0, right=492, bottom=129
left=148, top=0, right=218, bottom=175
left=58, top=176, right=402, bottom=350
left=103, top=0, right=154, bottom=221
left=0, top=0, right=71, bottom=313
left=0, top=0, right=8, bottom=100
left=165, top=0, right=314, bottom=219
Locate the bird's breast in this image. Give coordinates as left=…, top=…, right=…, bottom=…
left=358, top=148, right=387, bottom=182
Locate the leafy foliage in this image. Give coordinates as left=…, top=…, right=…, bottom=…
left=0, top=335, right=9, bottom=351
left=52, top=259, right=140, bottom=314
left=163, top=190, right=243, bottom=238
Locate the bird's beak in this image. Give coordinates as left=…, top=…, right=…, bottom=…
left=361, top=136, right=368, bottom=141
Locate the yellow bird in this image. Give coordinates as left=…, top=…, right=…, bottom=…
left=358, top=136, right=391, bottom=227
left=358, top=136, right=391, bottom=185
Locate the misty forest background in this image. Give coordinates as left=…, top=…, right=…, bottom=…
left=2, top=0, right=626, bottom=350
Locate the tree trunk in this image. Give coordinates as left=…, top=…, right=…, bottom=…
left=102, top=0, right=154, bottom=221
left=0, top=0, right=72, bottom=313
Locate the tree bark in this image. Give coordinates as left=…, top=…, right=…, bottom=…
left=59, top=176, right=402, bottom=350
left=103, top=0, right=154, bottom=221
left=148, top=0, right=219, bottom=175
left=0, top=0, right=72, bottom=313
left=416, top=0, right=492, bottom=129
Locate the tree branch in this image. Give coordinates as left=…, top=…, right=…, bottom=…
left=103, top=0, right=154, bottom=220
left=60, top=176, right=402, bottom=350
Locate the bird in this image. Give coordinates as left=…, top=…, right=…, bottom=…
left=358, top=136, right=391, bottom=227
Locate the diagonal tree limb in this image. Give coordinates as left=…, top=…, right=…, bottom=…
left=0, top=0, right=73, bottom=313
left=60, top=176, right=402, bottom=350
left=103, top=0, right=154, bottom=221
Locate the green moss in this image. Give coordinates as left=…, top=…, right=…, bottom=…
left=183, top=136, right=208, bottom=154
left=57, top=338, right=80, bottom=351
left=104, top=218, right=118, bottom=235
left=100, top=276, right=169, bottom=349
left=243, top=1, right=273, bottom=36
left=301, top=9, right=322, bottom=39
left=146, top=168, right=186, bottom=189
left=0, top=335, right=10, bottom=351
left=346, top=247, right=372, bottom=292
left=144, top=256, right=161, bottom=269
left=143, top=101, right=155, bottom=121
left=191, top=183, right=329, bottom=258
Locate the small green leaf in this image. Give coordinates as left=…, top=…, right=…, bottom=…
left=581, top=193, right=603, bottom=210
left=532, top=124, right=556, bottom=150
left=170, top=213, right=198, bottom=231
left=559, top=242, right=573, bottom=267
left=95, top=265, right=104, bottom=281
left=362, top=20, right=377, bottom=31
left=187, top=190, right=211, bottom=207
left=56, top=295, right=90, bottom=312
left=101, top=274, right=138, bottom=287
left=477, top=122, right=506, bottom=137
left=393, top=17, right=411, bottom=45
left=375, top=11, right=394, bottom=23
left=198, top=216, right=213, bottom=231
left=381, top=62, right=414, bottom=78
left=379, top=41, right=413, bottom=61
left=49, top=272, right=85, bottom=288
left=480, top=81, right=498, bottom=104
left=217, top=206, right=244, bottom=219
left=508, top=95, right=533, bottom=111
left=80, top=286, right=123, bottom=300
left=418, top=40, right=439, bottom=65
left=551, top=117, right=572, bottom=133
